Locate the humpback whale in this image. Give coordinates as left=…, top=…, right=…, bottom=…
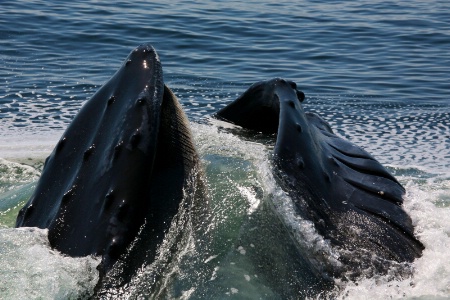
left=215, top=78, right=424, bottom=277
left=15, top=44, right=423, bottom=296
left=15, top=44, right=205, bottom=289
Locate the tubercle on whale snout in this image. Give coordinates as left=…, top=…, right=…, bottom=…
left=264, top=78, right=306, bottom=106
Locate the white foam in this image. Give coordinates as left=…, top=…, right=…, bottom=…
left=0, top=111, right=448, bottom=298
left=237, top=185, right=260, bottom=214
left=192, top=121, right=450, bottom=299
left=0, top=158, right=40, bottom=187
left=0, top=227, right=100, bottom=299
left=333, top=179, right=450, bottom=299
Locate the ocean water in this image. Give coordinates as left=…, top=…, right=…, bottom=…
left=1, top=0, right=449, bottom=299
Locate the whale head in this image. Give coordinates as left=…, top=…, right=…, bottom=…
left=16, top=44, right=202, bottom=280
left=215, top=78, right=423, bottom=274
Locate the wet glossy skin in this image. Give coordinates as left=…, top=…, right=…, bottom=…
left=16, top=44, right=202, bottom=282
left=215, top=78, right=423, bottom=277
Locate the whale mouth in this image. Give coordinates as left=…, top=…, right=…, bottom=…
left=214, top=78, right=305, bottom=134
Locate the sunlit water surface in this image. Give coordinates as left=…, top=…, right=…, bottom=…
left=1, top=1, right=449, bottom=299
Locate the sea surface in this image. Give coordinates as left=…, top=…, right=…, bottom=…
left=1, top=0, right=449, bottom=299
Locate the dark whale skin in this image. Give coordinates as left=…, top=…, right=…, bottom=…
left=16, top=44, right=202, bottom=280
left=215, top=78, right=424, bottom=277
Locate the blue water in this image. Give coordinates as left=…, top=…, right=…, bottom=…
left=1, top=1, right=450, bottom=299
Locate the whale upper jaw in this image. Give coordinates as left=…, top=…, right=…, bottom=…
left=215, top=78, right=305, bottom=134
